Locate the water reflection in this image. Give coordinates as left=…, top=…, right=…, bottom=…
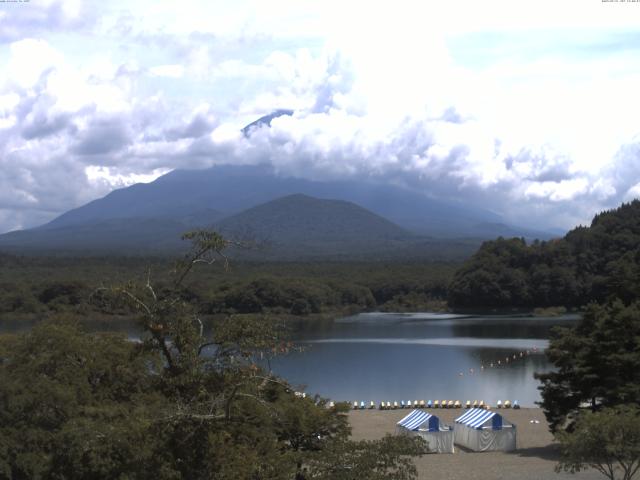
left=269, top=312, right=576, bottom=407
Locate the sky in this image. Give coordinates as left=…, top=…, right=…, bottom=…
left=1, top=0, right=640, bottom=233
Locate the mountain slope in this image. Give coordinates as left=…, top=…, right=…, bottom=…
left=0, top=193, right=484, bottom=260
left=40, top=164, right=517, bottom=238
left=0, top=218, right=190, bottom=254
left=213, top=194, right=485, bottom=260
left=216, top=194, right=410, bottom=257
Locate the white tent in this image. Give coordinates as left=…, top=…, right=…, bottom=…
left=396, top=409, right=454, bottom=454
left=454, top=408, right=516, bottom=452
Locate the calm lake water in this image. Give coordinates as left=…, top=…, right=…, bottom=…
left=1, top=311, right=579, bottom=407
left=269, top=312, right=580, bottom=407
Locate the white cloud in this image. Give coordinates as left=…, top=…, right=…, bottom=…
left=0, top=1, right=640, bottom=234
left=85, top=165, right=171, bottom=187
left=149, top=64, right=185, bottom=78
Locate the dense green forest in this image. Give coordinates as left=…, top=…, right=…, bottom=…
left=0, top=254, right=455, bottom=322
left=448, top=200, right=640, bottom=309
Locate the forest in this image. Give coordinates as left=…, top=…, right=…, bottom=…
left=448, top=200, right=640, bottom=309
left=0, top=254, right=455, bottom=324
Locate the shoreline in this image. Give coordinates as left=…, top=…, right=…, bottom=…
left=348, top=408, right=603, bottom=480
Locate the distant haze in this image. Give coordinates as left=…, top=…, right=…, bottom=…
left=0, top=165, right=556, bottom=258
left=1, top=1, right=640, bottom=234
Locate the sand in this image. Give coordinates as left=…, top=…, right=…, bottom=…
left=349, top=408, right=607, bottom=480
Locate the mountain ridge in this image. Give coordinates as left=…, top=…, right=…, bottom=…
left=38, top=163, right=537, bottom=238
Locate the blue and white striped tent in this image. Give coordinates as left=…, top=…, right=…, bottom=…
left=454, top=408, right=516, bottom=452
left=455, top=408, right=503, bottom=430
left=397, top=409, right=439, bottom=432
left=397, top=410, right=454, bottom=453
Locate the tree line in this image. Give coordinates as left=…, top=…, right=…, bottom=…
left=0, top=256, right=454, bottom=320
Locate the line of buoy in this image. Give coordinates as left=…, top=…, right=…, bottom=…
left=457, top=347, right=540, bottom=378
left=341, top=399, right=521, bottom=410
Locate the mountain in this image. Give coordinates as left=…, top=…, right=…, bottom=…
left=241, top=109, right=294, bottom=137
left=0, top=191, right=483, bottom=260
left=0, top=163, right=557, bottom=257
left=218, top=194, right=408, bottom=241
left=38, top=163, right=539, bottom=239
left=0, top=218, right=190, bottom=254
left=215, top=194, right=413, bottom=259
left=0, top=111, right=558, bottom=256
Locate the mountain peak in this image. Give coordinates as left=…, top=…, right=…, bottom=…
left=215, top=193, right=411, bottom=258
left=241, top=109, right=294, bottom=137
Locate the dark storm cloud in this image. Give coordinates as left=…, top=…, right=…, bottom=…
left=72, top=118, right=132, bottom=157
left=163, top=113, right=217, bottom=141
left=21, top=112, right=70, bottom=140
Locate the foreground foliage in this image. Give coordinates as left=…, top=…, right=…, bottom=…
left=537, top=300, right=640, bottom=432
left=0, top=231, right=427, bottom=479
left=556, top=406, right=640, bottom=480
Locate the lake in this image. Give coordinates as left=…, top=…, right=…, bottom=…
left=269, top=312, right=579, bottom=407
left=0, top=311, right=578, bottom=407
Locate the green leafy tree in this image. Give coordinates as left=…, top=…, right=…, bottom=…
left=0, top=230, right=426, bottom=479
left=536, top=300, right=640, bottom=432
left=0, top=318, right=160, bottom=479
left=556, top=405, right=640, bottom=480
left=306, top=434, right=427, bottom=480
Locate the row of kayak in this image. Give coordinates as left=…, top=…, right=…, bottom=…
left=339, top=399, right=521, bottom=410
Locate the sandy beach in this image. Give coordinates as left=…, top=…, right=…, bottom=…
left=349, top=408, right=606, bottom=480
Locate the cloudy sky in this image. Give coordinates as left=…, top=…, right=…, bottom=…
left=1, top=0, right=640, bottom=234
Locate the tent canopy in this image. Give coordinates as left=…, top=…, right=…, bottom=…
left=397, top=409, right=440, bottom=432
left=455, top=408, right=504, bottom=430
